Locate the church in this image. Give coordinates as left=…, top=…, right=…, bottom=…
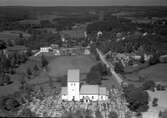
left=61, top=69, right=109, bottom=102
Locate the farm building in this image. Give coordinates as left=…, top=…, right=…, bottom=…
left=61, top=69, right=109, bottom=102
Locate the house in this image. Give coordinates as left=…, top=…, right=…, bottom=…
left=40, top=47, right=52, bottom=53
left=97, top=31, right=103, bottom=38
left=61, top=69, right=109, bottom=102
left=84, top=48, right=90, bottom=55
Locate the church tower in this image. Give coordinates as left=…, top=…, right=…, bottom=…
left=67, top=69, right=80, bottom=101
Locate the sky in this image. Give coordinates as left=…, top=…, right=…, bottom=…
left=1, top=0, right=167, bottom=6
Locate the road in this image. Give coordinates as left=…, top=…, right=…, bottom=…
left=96, top=48, right=123, bottom=86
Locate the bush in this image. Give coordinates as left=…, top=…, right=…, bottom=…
left=152, top=98, right=158, bottom=107
left=114, top=61, right=124, bottom=73
left=1, top=97, right=20, bottom=111
left=142, top=80, right=155, bottom=90
left=41, top=55, right=48, bottom=68
left=86, top=70, right=101, bottom=85
left=149, top=53, right=160, bottom=65
left=156, top=84, right=165, bottom=91
left=159, top=110, right=167, bottom=118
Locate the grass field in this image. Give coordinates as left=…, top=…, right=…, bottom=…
left=48, top=55, right=96, bottom=77
left=139, top=64, right=167, bottom=82
left=29, top=55, right=97, bottom=85
left=124, top=63, right=167, bottom=86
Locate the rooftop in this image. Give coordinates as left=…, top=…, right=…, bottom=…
left=67, top=69, right=80, bottom=82
left=80, top=85, right=107, bottom=95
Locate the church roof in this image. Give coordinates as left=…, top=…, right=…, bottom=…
left=67, top=69, right=80, bottom=82
left=80, top=85, right=107, bottom=95
left=61, top=87, right=67, bottom=95
left=80, top=85, right=99, bottom=95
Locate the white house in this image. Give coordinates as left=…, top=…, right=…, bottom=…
left=61, top=69, right=109, bottom=102
left=97, top=31, right=103, bottom=38
left=40, top=47, right=52, bottom=53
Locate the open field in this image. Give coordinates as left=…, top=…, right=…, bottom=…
left=124, top=64, right=167, bottom=86
left=48, top=55, right=96, bottom=77
left=0, top=55, right=96, bottom=97
left=139, top=64, right=167, bottom=83
left=29, top=55, right=97, bottom=85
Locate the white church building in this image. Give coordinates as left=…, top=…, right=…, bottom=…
left=61, top=69, right=109, bottom=102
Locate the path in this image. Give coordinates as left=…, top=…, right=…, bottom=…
left=96, top=48, right=123, bottom=86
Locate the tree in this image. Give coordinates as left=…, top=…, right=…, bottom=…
left=152, top=98, right=158, bottom=107
left=33, top=64, right=39, bottom=72
left=108, top=111, right=118, bottom=118
left=159, top=110, right=167, bottom=118
left=26, top=48, right=33, bottom=57
left=86, top=70, right=101, bottom=85
left=27, top=67, right=32, bottom=76
left=149, top=53, right=159, bottom=65
left=142, top=80, right=155, bottom=90
left=3, top=74, right=12, bottom=85
left=2, top=97, right=20, bottom=111
left=140, top=54, right=145, bottom=63
left=0, top=40, right=7, bottom=50
left=114, top=61, right=124, bottom=73
left=156, top=84, right=165, bottom=91
left=95, top=110, right=103, bottom=118
left=91, top=63, right=109, bottom=76
left=7, top=40, right=14, bottom=47
left=124, top=85, right=149, bottom=112
left=41, top=55, right=48, bottom=68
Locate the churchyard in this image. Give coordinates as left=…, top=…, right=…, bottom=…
left=18, top=87, right=132, bottom=118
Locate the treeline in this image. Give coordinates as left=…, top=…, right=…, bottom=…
left=86, top=16, right=136, bottom=33
left=96, top=33, right=167, bottom=55
left=53, top=15, right=97, bottom=31
left=24, top=32, right=62, bottom=49
left=0, top=7, right=33, bottom=31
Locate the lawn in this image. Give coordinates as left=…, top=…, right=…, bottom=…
left=48, top=55, right=96, bottom=78
left=0, top=55, right=96, bottom=97
left=28, top=55, right=97, bottom=85
left=139, top=64, right=167, bottom=83
left=124, top=63, right=167, bottom=87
